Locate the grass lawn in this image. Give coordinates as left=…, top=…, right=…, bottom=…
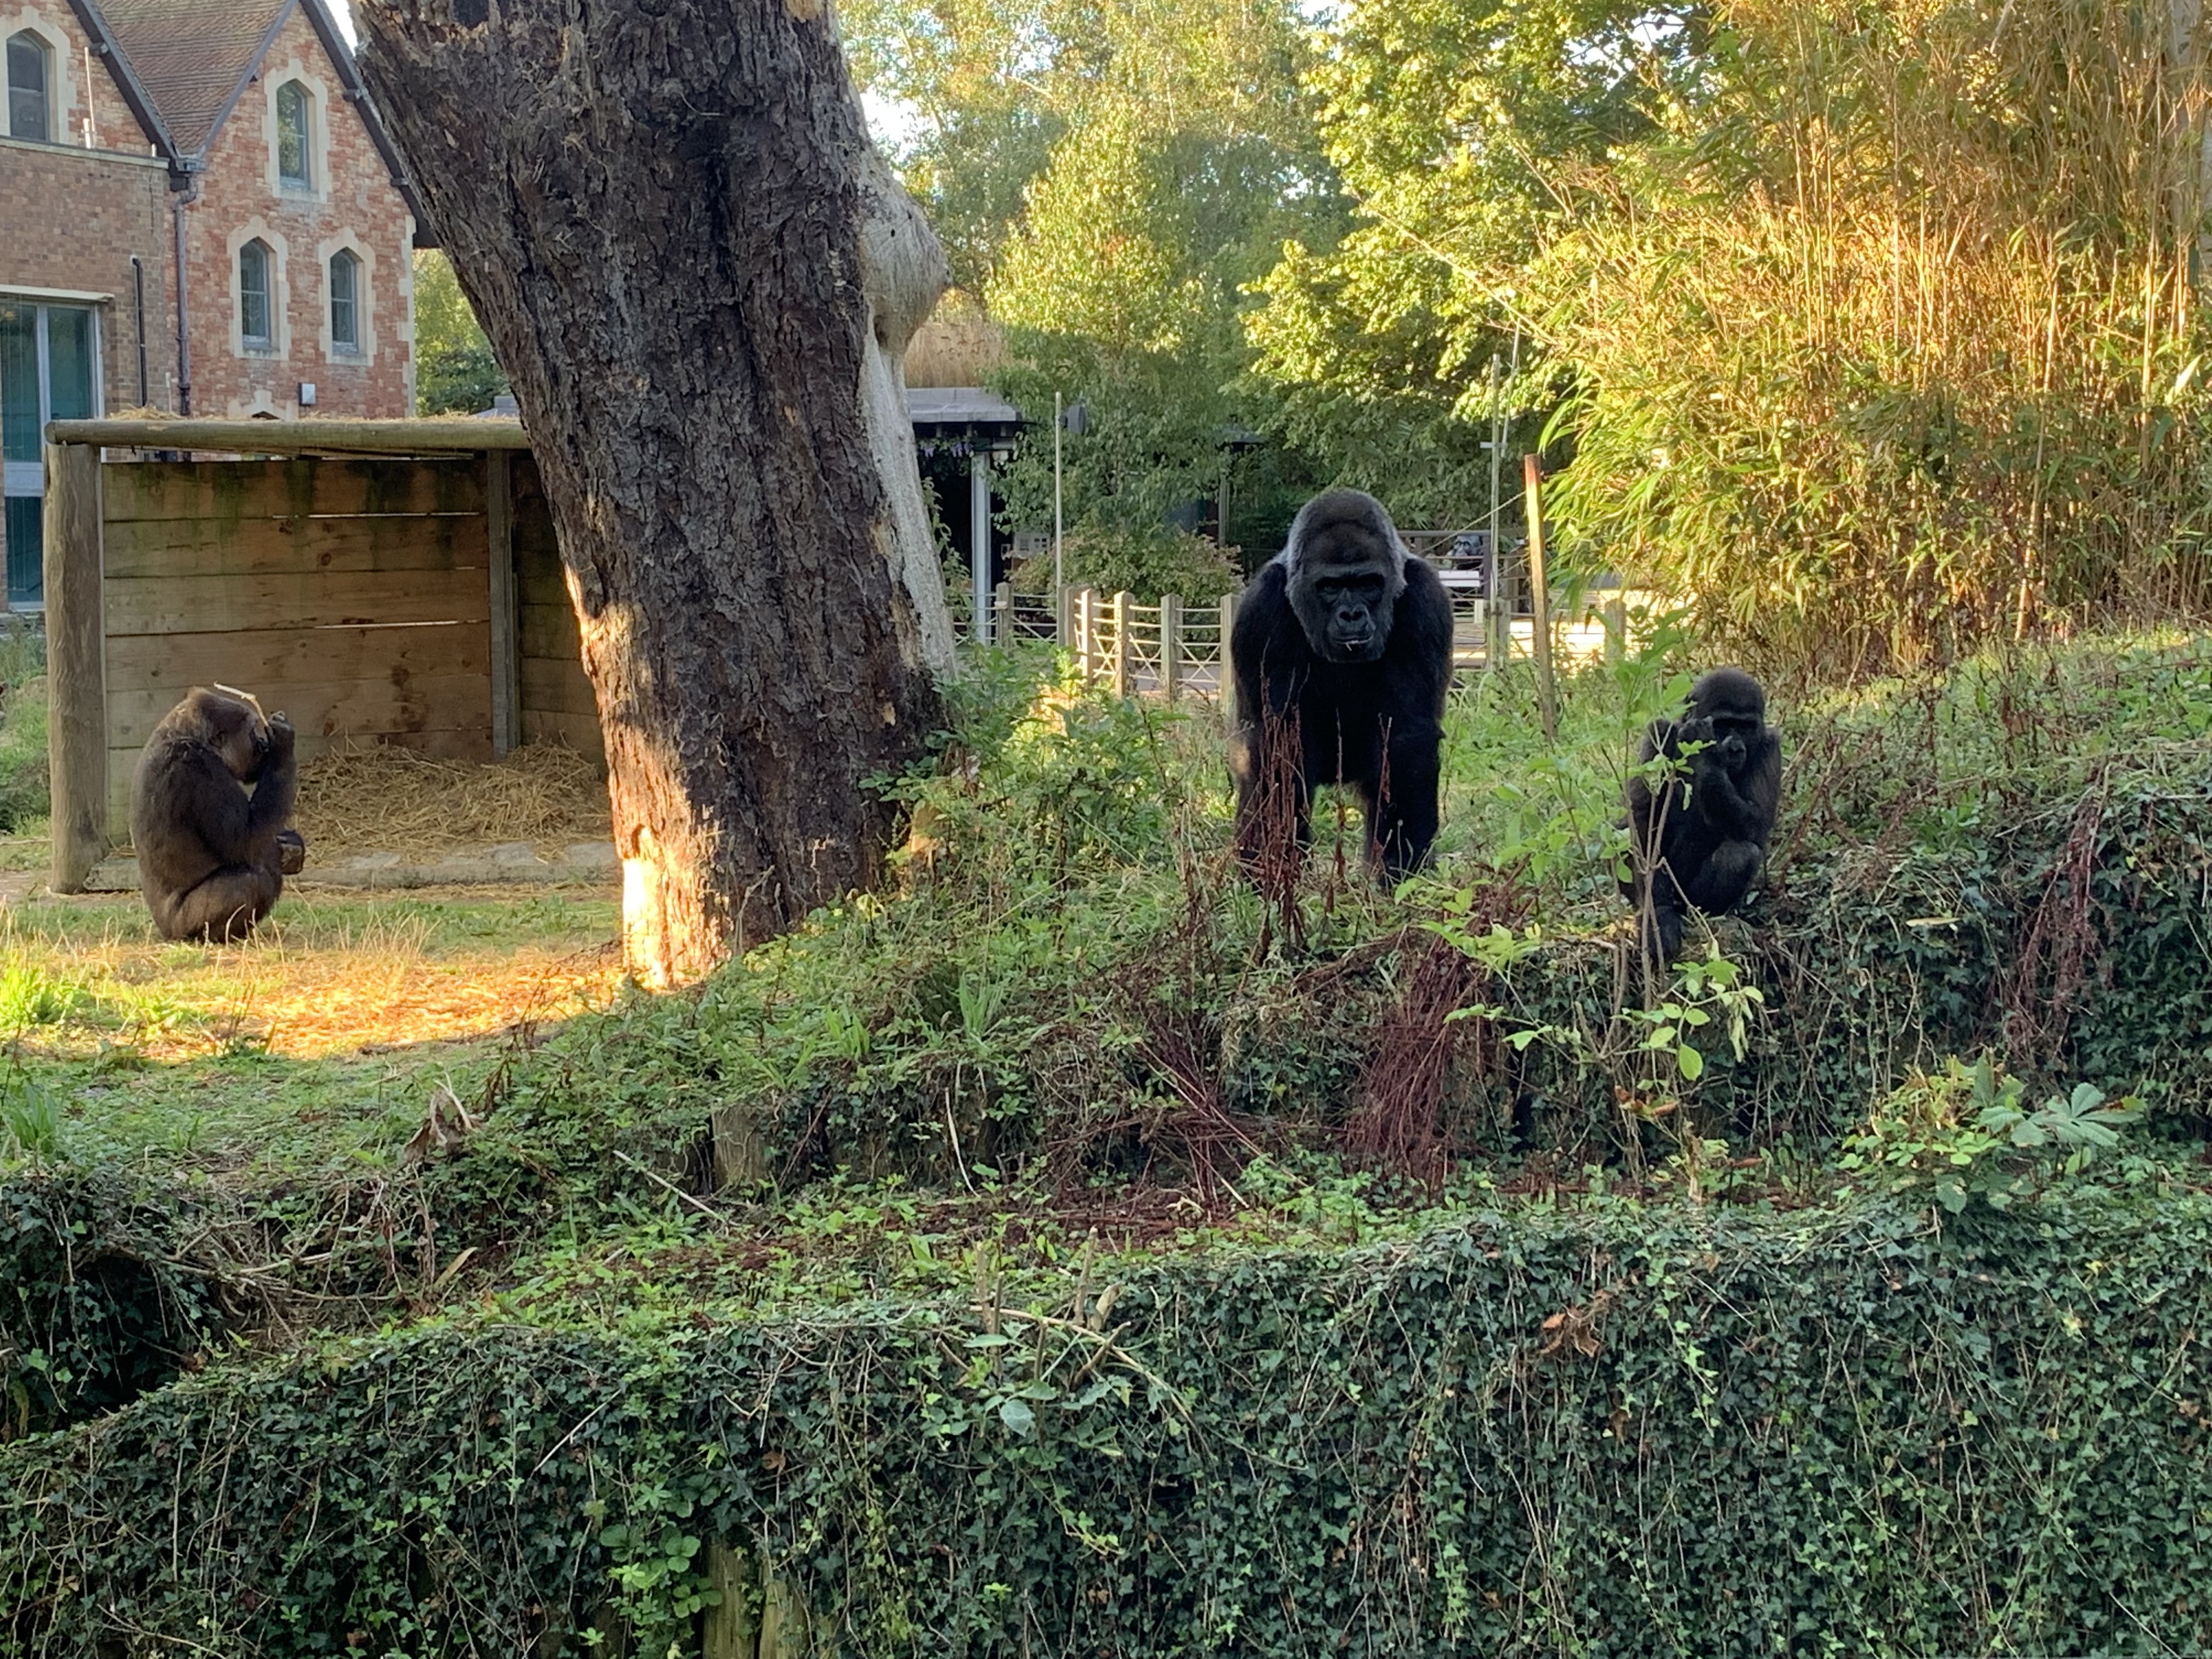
left=0, top=884, right=619, bottom=1177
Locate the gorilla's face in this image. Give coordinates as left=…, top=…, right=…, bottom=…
left=1291, top=541, right=1400, bottom=664
left=202, top=693, right=272, bottom=783
left=1686, top=669, right=1767, bottom=775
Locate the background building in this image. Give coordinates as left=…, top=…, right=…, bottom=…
left=0, top=0, right=427, bottom=606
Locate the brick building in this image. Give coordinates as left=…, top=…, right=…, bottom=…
left=1, top=0, right=426, bottom=605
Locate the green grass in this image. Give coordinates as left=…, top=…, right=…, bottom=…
left=0, top=888, right=618, bottom=1179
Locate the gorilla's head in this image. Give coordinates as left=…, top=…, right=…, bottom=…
left=189, top=687, right=273, bottom=782
left=1686, top=667, right=1767, bottom=772
left=1280, top=488, right=1409, bottom=665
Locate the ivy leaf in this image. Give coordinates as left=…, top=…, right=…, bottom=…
left=998, top=1398, right=1037, bottom=1437
left=1676, top=1045, right=1704, bottom=1081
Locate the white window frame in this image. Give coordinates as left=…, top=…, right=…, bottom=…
left=1, top=301, right=104, bottom=612
left=238, top=239, right=275, bottom=349
left=4, top=22, right=54, bottom=145
left=227, top=220, right=291, bottom=360
left=275, top=78, right=311, bottom=191
left=261, top=61, right=330, bottom=202
left=316, top=232, right=377, bottom=363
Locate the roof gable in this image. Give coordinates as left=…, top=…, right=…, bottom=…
left=92, top=0, right=289, bottom=161
left=72, top=0, right=430, bottom=240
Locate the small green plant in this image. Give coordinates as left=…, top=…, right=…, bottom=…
left=0, top=960, right=74, bottom=1034
left=0, top=1070, right=61, bottom=1160
left=1621, top=948, right=1764, bottom=1083
left=1841, top=1057, right=2143, bottom=1213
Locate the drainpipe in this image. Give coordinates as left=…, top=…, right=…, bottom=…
left=171, top=172, right=200, bottom=416
left=129, top=256, right=148, bottom=407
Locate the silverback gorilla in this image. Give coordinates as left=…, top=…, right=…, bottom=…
left=1229, top=488, right=1454, bottom=881
left=131, top=686, right=306, bottom=943
left=1622, top=667, right=1781, bottom=962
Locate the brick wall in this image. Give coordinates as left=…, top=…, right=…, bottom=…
left=1, top=0, right=149, bottom=157
left=0, top=0, right=178, bottom=414
left=179, top=8, right=415, bottom=419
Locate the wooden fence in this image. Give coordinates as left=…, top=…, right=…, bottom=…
left=40, top=419, right=599, bottom=891
left=962, top=582, right=1641, bottom=704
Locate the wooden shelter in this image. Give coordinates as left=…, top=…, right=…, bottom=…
left=39, top=416, right=600, bottom=893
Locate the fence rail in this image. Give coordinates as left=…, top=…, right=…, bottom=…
left=960, top=582, right=1644, bottom=710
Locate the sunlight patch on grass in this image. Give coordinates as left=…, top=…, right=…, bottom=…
left=0, top=890, right=623, bottom=1062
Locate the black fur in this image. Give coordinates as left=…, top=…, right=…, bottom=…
left=1622, top=666, right=1782, bottom=961
left=129, top=687, right=304, bottom=943
left=1229, top=488, right=1454, bottom=880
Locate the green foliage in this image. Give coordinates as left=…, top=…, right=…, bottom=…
left=13, top=1194, right=2212, bottom=1654
left=411, top=251, right=509, bottom=416
left=1842, top=1058, right=2145, bottom=1215
left=1006, top=524, right=1240, bottom=602
left=9, top=634, right=2212, bottom=1649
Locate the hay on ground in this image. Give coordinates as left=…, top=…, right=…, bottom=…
left=295, top=743, right=610, bottom=859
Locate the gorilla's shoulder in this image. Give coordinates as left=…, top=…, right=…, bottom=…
left=1399, top=556, right=1454, bottom=625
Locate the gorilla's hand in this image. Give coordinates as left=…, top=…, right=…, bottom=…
left=267, top=712, right=295, bottom=753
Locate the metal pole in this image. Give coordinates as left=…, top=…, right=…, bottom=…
left=970, top=443, right=992, bottom=646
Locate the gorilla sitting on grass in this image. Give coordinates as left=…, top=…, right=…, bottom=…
left=131, top=686, right=306, bottom=943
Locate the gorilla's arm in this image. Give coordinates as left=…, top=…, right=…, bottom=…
left=151, top=746, right=250, bottom=868
left=1691, top=729, right=1781, bottom=845
left=1364, top=560, right=1454, bottom=876
left=242, top=715, right=298, bottom=870
left=1229, top=563, right=1311, bottom=722
left=1381, top=560, right=1455, bottom=722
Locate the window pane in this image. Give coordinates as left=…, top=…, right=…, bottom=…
left=240, top=243, right=269, bottom=343
left=277, top=82, right=308, bottom=187
left=46, top=308, right=93, bottom=422
left=0, top=306, right=35, bottom=464
left=4, top=497, right=41, bottom=607
left=6, top=34, right=47, bottom=144
left=330, top=253, right=358, bottom=348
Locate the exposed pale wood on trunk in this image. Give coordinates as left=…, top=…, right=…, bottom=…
left=359, top=0, right=950, bottom=985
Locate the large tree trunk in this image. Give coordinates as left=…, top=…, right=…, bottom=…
left=357, top=0, right=954, bottom=986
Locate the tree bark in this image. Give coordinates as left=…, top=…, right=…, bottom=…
left=357, top=0, right=953, bottom=986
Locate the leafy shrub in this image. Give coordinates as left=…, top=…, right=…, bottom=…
left=1008, top=524, right=1243, bottom=603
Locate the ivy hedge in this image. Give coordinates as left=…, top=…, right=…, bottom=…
left=4, top=1192, right=2210, bottom=1657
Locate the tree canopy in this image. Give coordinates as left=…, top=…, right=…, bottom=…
left=853, top=0, right=2212, bottom=660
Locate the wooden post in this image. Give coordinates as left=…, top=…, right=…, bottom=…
left=44, top=441, right=107, bottom=893
left=1055, top=583, right=1072, bottom=647
left=1160, top=592, right=1182, bottom=703
left=1219, top=592, right=1237, bottom=719
left=969, top=447, right=992, bottom=646
left=702, top=1543, right=759, bottom=1659
left=994, top=580, right=1012, bottom=645
left=1522, top=454, right=1558, bottom=742
left=759, top=1573, right=808, bottom=1659
left=1074, top=587, right=1096, bottom=680
left=710, top=1102, right=765, bottom=1190
left=486, top=449, right=519, bottom=755
left=1111, top=590, right=1132, bottom=697
left=1604, top=592, right=1626, bottom=665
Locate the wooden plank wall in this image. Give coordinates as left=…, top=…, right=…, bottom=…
left=101, top=456, right=495, bottom=822
left=512, top=455, right=605, bottom=764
